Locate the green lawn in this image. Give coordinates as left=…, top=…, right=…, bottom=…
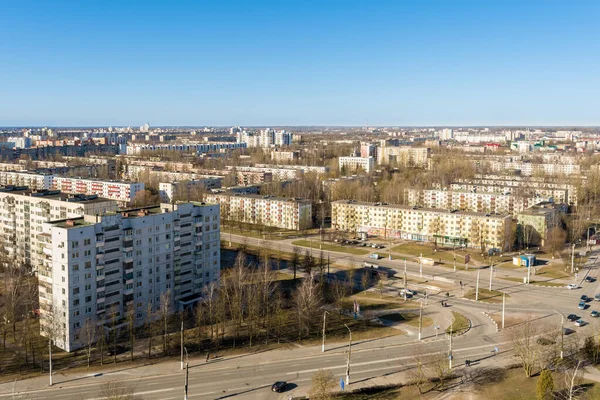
left=390, top=243, right=509, bottom=266
left=446, top=311, right=470, bottom=335
left=464, top=288, right=506, bottom=303
left=291, top=239, right=370, bottom=255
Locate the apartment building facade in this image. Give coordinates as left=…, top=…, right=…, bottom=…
left=332, top=200, right=512, bottom=251
left=0, top=187, right=118, bottom=269
left=0, top=170, right=53, bottom=190
left=338, top=156, right=375, bottom=173
left=405, top=188, right=548, bottom=217
left=38, top=202, right=221, bottom=352
left=377, top=145, right=430, bottom=167
left=53, top=177, right=144, bottom=205
left=205, top=193, right=312, bottom=231
left=159, top=178, right=222, bottom=203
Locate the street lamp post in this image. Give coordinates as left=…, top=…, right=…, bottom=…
left=446, top=317, right=453, bottom=370
left=344, top=324, right=352, bottom=386
left=489, top=264, right=494, bottom=291
left=501, top=292, right=505, bottom=330
left=322, top=310, right=330, bottom=352
left=180, top=320, right=184, bottom=370
left=419, top=253, right=423, bottom=278
left=571, top=243, right=576, bottom=274
left=48, top=338, right=53, bottom=386
left=475, top=270, right=480, bottom=301
left=183, top=347, right=189, bottom=400
left=418, top=302, right=423, bottom=340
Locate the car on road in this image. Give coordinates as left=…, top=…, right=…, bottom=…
left=578, top=302, right=587, bottom=310
left=575, top=319, right=586, bottom=327
left=585, top=276, right=596, bottom=283
left=369, top=253, right=381, bottom=260
left=567, top=314, right=579, bottom=321
left=567, top=284, right=579, bottom=290
left=595, top=294, right=600, bottom=301
left=271, top=381, right=287, bottom=393
left=581, top=295, right=589, bottom=302
left=592, top=311, right=600, bottom=318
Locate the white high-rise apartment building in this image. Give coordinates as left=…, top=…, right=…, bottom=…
left=332, top=200, right=511, bottom=251
left=38, top=201, right=221, bottom=352
left=0, top=187, right=118, bottom=268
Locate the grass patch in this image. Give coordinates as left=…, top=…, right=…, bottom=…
left=464, top=288, right=506, bottom=303
left=535, top=264, right=572, bottom=280
left=379, top=312, right=433, bottom=328
left=337, top=385, right=404, bottom=399
left=291, top=239, right=370, bottom=255
left=390, top=242, right=509, bottom=266
left=446, top=311, right=470, bottom=335
left=502, top=276, right=568, bottom=287
left=350, top=292, right=421, bottom=309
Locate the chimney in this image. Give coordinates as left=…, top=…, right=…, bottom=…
left=65, top=220, right=75, bottom=227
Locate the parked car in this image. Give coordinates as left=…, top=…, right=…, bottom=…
left=271, top=381, right=287, bottom=393
left=591, top=310, right=600, bottom=318
left=567, top=284, right=579, bottom=290
left=595, top=294, right=600, bottom=301
left=585, top=276, right=596, bottom=283
left=106, top=345, right=127, bottom=356
left=567, top=314, right=579, bottom=321
left=575, top=319, right=586, bottom=327
left=536, top=337, right=556, bottom=346
left=581, top=295, right=589, bottom=302
left=578, top=302, right=587, bottom=310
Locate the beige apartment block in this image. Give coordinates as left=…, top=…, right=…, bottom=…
left=332, top=200, right=512, bottom=251
left=205, top=193, right=312, bottom=231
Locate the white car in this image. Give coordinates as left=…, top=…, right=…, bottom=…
left=575, top=319, right=586, bottom=327
left=567, top=284, right=579, bottom=290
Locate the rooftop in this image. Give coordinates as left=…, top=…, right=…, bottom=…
left=332, top=200, right=510, bottom=219
left=0, top=186, right=116, bottom=204
left=207, top=192, right=311, bottom=204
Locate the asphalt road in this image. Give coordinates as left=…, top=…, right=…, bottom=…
left=1, top=235, right=597, bottom=399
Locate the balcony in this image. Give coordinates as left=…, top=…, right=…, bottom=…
left=97, top=286, right=105, bottom=294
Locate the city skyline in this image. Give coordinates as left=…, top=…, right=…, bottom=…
left=1, top=1, right=599, bottom=126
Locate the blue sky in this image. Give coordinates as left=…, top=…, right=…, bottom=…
left=0, top=0, right=598, bottom=126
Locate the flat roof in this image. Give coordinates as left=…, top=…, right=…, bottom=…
left=0, top=187, right=115, bottom=204
left=208, top=193, right=311, bottom=204
left=48, top=218, right=93, bottom=229
left=332, top=200, right=510, bottom=219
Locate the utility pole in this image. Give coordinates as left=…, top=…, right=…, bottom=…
left=453, top=256, right=456, bottom=272
left=183, top=347, right=189, bottom=400
left=49, top=338, right=53, bottom=386
left=180, top=321, right=184, bottom=370
left=403, top=272, right=407, bottom=301
left=322, top=311, right=329, bottom=352
left=527, top=263, right=531, bottom=284
left=344, top=324, right=352, bottom=386
left=404, top=258, right=407, bottom=275
left=489, top=264, right=493, bottom=291
left=418, top=302, right=423, bottom=341
left=475, top=270, right=480, bottom=301
left=448, top=319, right=453, bottom=370
left=571, top=243, right=576, bottom=274
left=419, top=253, right=423, bottom=278
left=560, top=314, right=564, bottom=360
left=501, top=293, right=505, bottom=330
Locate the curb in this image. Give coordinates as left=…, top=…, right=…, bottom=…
left=483, top=311, right=499, bottom=333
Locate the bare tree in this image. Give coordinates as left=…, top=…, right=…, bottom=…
left=291, top=246, right=301, bottom=281
left=506, top=318, right=543, bottom=377
left=294, top=276, right=322, bottom=339
left=99, top=380, right=144, bottom=400
left=309, top=369, right=336, bottom=400
left=80, top=318, right=96, bottom=367
left=126, top=305, right=135, bottom=362
left=160, top=290, right=172, bottom=354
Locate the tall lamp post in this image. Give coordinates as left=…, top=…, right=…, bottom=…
left=183, top=347, right=189, bottom=400
left=344, top=324, right=352, bottom=385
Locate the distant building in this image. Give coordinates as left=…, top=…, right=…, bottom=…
left=205, top=193, right=312, bottom=231
left=52, top=177, right=144, bottom=205
left=517, top=204, right=563, bottom=247
left=338, top=156, right=375, bottom=173
left=332, top=200, right=512, bottom=251
left=377, top=144, right=430, bottom=167
left=159, top=178, right=222, bottom=202
left=270, top=149, right=299, bottom=162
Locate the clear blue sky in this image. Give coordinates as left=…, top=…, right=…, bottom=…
left=1, top=0, right=598, bottom=127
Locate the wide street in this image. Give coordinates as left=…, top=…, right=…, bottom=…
left=1, top=234, right=599, bottom=399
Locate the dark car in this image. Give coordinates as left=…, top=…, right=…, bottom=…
left=567, top=314, right=579, bottom=321
left=271, top=381, right=287, bottom=393
left=586, top=276, right=596, bottom=283
left=581, top=295, right=589, bottom=302
left=106, top=345, right=127, bottom=356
